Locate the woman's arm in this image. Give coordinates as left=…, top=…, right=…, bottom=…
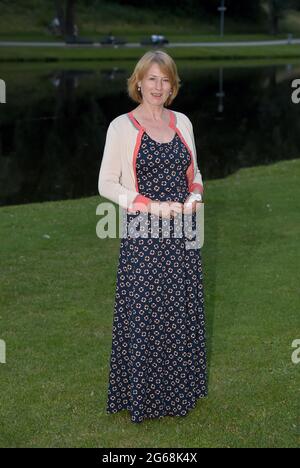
left=98, top=122, right=152, bottom=212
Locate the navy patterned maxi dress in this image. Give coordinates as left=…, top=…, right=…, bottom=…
left=106, top=112, right=207, bottom=423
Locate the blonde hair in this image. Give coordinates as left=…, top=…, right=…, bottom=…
left=127, top=50, right=181, bottom=107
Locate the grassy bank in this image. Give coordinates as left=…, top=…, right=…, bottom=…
left=0, top=158, right=298, bottom=448
left=0, top=33, right=296, bottom=43
left=0, top=44, right=300, bottom=63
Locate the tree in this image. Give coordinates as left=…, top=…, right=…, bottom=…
left=200, top=0, right=262, bottom=20
left=289, top=0, right=300, bottom=9
left=54, top=0, right=77, bottom=37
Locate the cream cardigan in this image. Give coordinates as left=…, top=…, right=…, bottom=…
left=98, top=109, right=204, bottom=212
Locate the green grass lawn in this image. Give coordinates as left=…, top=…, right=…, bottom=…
left=0, top=158, right=299, bottom=448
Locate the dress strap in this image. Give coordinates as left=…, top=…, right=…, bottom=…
left=127, top=112, right=145, bottom=131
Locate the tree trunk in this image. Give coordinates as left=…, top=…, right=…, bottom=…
left=65, top=0, right=76, bottom=37
left=54, top=0, right=65, bottom=35
left=270, top=13, right=279, bottom=34
left=268, top=0, right=283, bottom=35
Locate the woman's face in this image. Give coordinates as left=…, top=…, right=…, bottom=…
left=138, top=63, right=172, bottom=106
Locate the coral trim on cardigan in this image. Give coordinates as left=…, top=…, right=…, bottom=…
left=126, top=109, right=202, bottom=213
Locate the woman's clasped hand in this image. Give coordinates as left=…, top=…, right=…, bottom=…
left=146, top=198, right=202, bottom=219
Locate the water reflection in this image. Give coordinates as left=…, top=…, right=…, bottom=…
left=216, top=68, right=225, bottom=115
left=0, top=62, right=299, bottom=206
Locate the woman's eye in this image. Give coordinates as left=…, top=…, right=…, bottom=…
left=149, top=78, right=169, bottom=81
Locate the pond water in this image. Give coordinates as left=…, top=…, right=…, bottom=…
left=0, top=61, right=299, bottom=206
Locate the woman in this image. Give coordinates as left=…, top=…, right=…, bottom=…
left=98, top=50, right=207, bottom=423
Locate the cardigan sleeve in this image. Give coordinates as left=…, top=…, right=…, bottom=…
left=98, top=121, right=152, bottom=212
left=187, top=118, right=204, bottom=194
